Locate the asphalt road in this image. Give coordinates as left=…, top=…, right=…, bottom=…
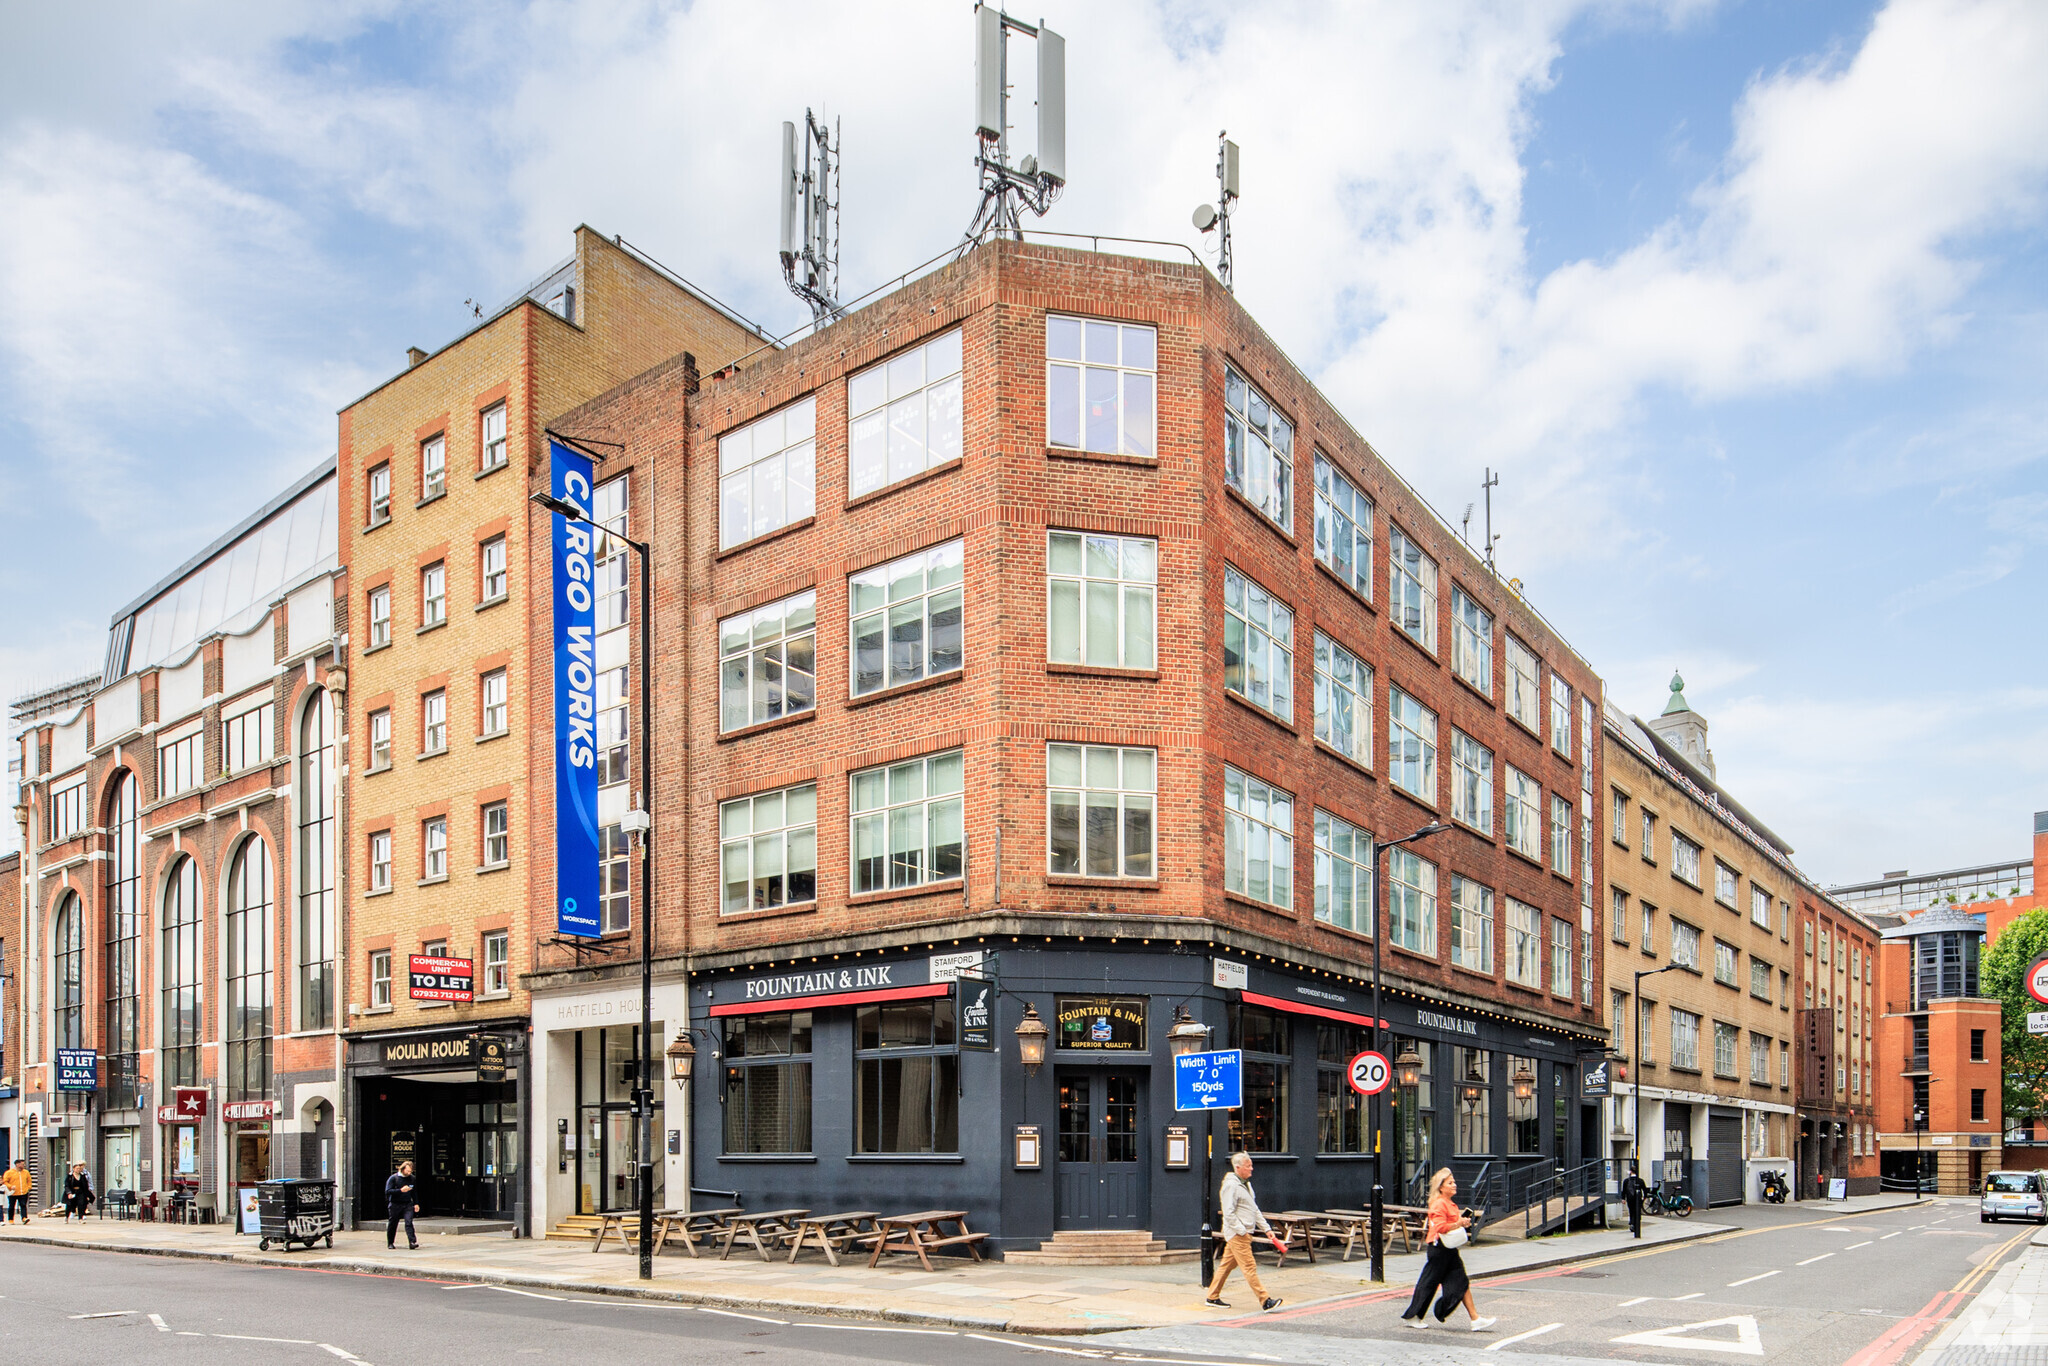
left=0, top=1241, right=1154, bottom=1366
left=1100, top=1197, right=2037, bottom=1366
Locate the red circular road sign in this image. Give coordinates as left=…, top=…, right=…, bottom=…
left=2026, top=955, right=2048, bottom=1006
left=1348, top=1050, right=1392, bottom=1096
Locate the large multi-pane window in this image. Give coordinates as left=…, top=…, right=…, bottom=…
left=367, top=462, right=391, bottom=525
left=722, top=1013, right=813, bottom=1154
left=160, top=856, right=200, bottom=1087
left=1048, top=745, right=1155, bottom=879
left=158, top=732, right=201, bottom=797
left=369, top=830, right=391, bottom=891
left=1750, top=1033, right=1771, bottom=1085
left=1223, top=366, right=1292, bottom=530
left=1672, top=831, right=1703, bottom=886
left=481, top=535, right=507, bottom=601
left=1046, top=316, right=1155, bottom=457
left=1388, top=848, right=1437, bottom=955
left=720, top=590, right=817, bottom=730
left=1505, top=635, right=1540, bottom=733
left=721, top=783, right=818, bottom=914
left=1715, top=861, right=1739, bottom=907
left=369, top=949, right=391, bottom=1008
left=850, top=541, right=964, bottom=696
left=482, top=802, right=509, bottom=867
left=1611, top=990, right=1629, bottom=1054
left=718, top=397, right=817, bottom=549
left=1312, top=452, right=1372, bottom=598
left=422, top=816, right=447, bottom=879
left=1223, top=766, right=1294, bottom=910
left=481, top=669, right=508, bottom=737
left=1388, top=525, right=1438, bottom=653
left=1549, top=794, right=1572, bottom=874
left=1508, top=1055, right=1541, bottom=1154
left=1388, top=688, right=1437, bottom=804
left=420, top=562, right=446, bottom=627
left=1506, top=898, right=1541, bottom=987
left=1612, top=888, right=1630, bottom=943
left=1551, top=919, right=1573, bottom=996
left=592, top=475, right=630, bottom=629
left=1750, top=958, right=1772, bottom=1000
left=1454, top=1048, right=1491, bottom=1155
left=1451, top=587, right=1491, bottom=694
left=1313, top=633, right=1371, bottom=765
left=422, top=690, right=447, bottom=754
left=421, top=434, right=446, bottom=499
left=104, top=772, right=141, bottom=1108
left=297, top=691, right=335, bottom=1031
left=1549, top=675, right=1571, bottom=755
left=1451, top=731, right=1493, bottom=833
left=1714, top=940, right=1738, bottom=987
left=1713, top=1022, right=1739, bottom=1078
left=596, top=665, right=628, bottom=785
left=851, top=750, right=963, bottom=893
left=480, top=402, right=507, bottom=471
left=1314, top=809, right=1372, bottom=934
left=50, top=781, right=86, bottom=840
left=1671, top=1008, right=1701, bottom=1071
left=1317, top=1023, right=1368, bottom=1154
left=1047, top=532, right=1156, bottom=669
left=1450, top=875, right=1494, bottom=973
left=1671, top=919, right=1701, bottom=970
left=368, top=585, right=390, bottom=648
left=483, top=930, right=509, bottom=995
left=225, top=837, right=273, bottom=1100
left=224, top=703, right=274, bottom=773
left=1505, top=768, right=1540, bottom=858
left=599, top=824, right=631, bottom=934
left=1232, top=1005, right=1291, bottom=1153
left=849, top=329, right=963, bottom=499
left=856, top=998, right=959, bottom=1153
left=1222, top=565, right=1293, bottom=722
left=368, top=708, right=391, bottom=770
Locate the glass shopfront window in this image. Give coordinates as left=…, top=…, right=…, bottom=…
left=856, top=998, right=959, bottom=1154
left=1454, top=1047, right=1492, bottom=1155
left=1316, top=1023, right=1366, bottom=1154
left=1230, top=1005, right=1291, bottom=1154
left=722, top=1013, right=813, bottom=1155
left=1392, top=1037, right=1435, bottom=1203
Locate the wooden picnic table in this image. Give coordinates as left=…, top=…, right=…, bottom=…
left=1266, top=1211, right=1324, bottom=1267
left=588, top=1207, right=684, bottom=1253
left=1321, top=1205, right=1430, bottom=1259
left=656, top=1206, right=743, bottom=1258
left=784, top=1211, right=881, bottom=1266
left=866, top=1210, right=987, bottom=1272
left=719, top=1208, right=811, bottom=1262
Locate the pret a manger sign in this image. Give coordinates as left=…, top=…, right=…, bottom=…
left=409, top=954, right=474, bottom=1003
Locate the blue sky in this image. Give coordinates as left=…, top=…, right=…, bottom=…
left=3, top=0, right=2043, bottom=884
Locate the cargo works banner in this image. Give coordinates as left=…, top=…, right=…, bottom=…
left=549, top=438, right=601, bottom=937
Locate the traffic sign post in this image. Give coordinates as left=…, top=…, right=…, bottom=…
left=2027, top=955, right=2048, bottom=1007
left=1348, top=1050, right=1391, bottom=1096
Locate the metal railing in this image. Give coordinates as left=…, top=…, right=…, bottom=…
left=1523, top=1159, right=1611, bottom=1237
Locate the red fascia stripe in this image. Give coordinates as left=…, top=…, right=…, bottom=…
left=709, top=982, right=950, bottom=1018
left=1239, top=989, right=1386, bottom=1030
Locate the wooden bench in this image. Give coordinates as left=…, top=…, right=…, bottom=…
left=718, top=1208, right=810, bottom=1262
left=588, top=1209, right=682, bottom=1254
left=655, top=1207, right=743, bottom=1258
left=785, top=1211, right=881, bottom=1267
left=1321, top=1206, right=1429, bottom=1259
left=867, top=1211, right=986, bottom=1272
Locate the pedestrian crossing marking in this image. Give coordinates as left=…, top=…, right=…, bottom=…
left=1611, top=1314, right=1765, bottom=1356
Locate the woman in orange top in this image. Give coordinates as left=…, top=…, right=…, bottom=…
left=1398, top=1168, right=1495, bottom=1331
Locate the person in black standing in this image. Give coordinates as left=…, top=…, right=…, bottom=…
left=62, top=1163, right=94, bottom=1221
left=384, top=1160, right=419, bottom=1249
left=1622, top=1160, right=1646, bottom=1238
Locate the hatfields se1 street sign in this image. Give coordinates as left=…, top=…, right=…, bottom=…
left=1174, top=1048, right=1242, bottom=1111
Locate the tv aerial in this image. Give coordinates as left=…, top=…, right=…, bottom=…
left=1193, top=132, right=1240, bottom=291
left=959, top=4, right=1066, bottom=252
left=780, top=109, right=844, bottom=326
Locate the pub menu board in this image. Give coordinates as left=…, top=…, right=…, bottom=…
left=1056, top=997, right=1147, bottom=1051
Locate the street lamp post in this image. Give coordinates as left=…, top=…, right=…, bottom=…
left=1167, top=1006, right=1212, bottom=1287
left=1914, top=1107, right=1927, bottom=1195
left=532, top=488, right=657, bottom=1281
left=1369, top=821, right=1447, bottom=1284
left=1631, top=962, right=1682, bottom=1238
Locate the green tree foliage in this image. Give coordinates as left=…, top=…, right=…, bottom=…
left=1981, top=909, right=2048, bottom=1123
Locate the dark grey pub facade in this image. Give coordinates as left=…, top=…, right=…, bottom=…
left=688, top=938, right=1606, bottom=1253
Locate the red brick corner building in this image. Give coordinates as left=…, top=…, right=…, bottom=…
left=540, top=241, right=1607, bottom=1249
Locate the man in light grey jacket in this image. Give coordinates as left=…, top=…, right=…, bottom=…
left=1205, top=1152, right=1283, bottom=1310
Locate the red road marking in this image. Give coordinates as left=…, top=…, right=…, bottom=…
left=1839, top=1289, right=1964, bottom=1366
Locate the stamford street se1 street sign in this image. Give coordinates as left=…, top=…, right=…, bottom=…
left=1174, top=1048, right=1242, bottom=1111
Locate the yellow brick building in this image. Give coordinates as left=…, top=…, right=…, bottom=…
left=335, top=228, right=764, bottom=1229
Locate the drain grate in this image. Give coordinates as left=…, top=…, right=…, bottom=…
left=1565, top=1271, right=1610, bottom=1278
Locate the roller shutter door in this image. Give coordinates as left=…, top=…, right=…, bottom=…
left=1707, top=1113, right=1744, bottom=1207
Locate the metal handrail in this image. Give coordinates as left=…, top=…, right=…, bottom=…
left=1523, top=1158, right=1610, bottom=1236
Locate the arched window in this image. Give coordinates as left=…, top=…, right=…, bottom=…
left=297, top=689, right=335, bottom=1031
left=52, top=891, right=84, bottom=1048
left=162, top=856, right=201, bottom=1088
left=225, top=838, right=273, bottom=1101
left=105, top=771, right=141, bottom=1108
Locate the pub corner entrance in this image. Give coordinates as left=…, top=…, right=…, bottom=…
left=1054, top=1068, right=1148, bottom=1229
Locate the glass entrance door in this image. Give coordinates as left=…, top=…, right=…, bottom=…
left=1054, top=1069, right=1147, bottom=1229
left=462, top=1100, right=518, bottom=1216
left=573, top=1025, right=663, bottom=1214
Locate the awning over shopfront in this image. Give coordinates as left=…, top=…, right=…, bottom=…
left=1239, top=989, right=1386, bottom=1031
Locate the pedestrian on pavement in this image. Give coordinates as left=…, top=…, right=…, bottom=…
left=1205, top=1152, right=1284, bottom=1312
left=1622, top=1161, right=1646, bottom=1239
left=1399, top=1168, right=1495, bottom=1332
left=62, top=1163, right=94, bottom=1221
left=3, top=1159, right=32, bottom=1224
left=384, top=1160, right=420, bottom=1250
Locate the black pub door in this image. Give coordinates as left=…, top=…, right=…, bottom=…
left=1055, top=1070, right=1147, bottom=1229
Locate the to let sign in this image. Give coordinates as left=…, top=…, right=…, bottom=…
left=55, top=1048, right=97, bottom=1092
left=410, top=955, right=475, bottom=1003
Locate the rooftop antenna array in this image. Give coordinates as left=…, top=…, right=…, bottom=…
left=959, top=4, right=1066, bottom=252
left=780, top=109, right=844, bottom=326
left=1193, top=133, right=1240, bottom=291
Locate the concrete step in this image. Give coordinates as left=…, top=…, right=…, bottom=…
left=1001, top=1229, right=1199, bottom=1265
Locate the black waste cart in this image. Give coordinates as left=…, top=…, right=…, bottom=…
left=255, top=1178, right=335, bottom=1251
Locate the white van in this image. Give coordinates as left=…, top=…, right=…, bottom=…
left=1980, top=1170, right=2046, bottom=1224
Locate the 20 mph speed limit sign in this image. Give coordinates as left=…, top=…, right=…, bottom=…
left=1347, top=1050, right=1392, bottom=1096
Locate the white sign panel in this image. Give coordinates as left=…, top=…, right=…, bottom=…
left=2029, top=1011, right=2048, bottom=1036
left=1212, top=960, right=1248, bottom=990
left=929, top=951, right=985, bottom=982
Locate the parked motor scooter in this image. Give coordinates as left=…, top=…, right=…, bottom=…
left=1758, top=1170, right=1789, bottom=1204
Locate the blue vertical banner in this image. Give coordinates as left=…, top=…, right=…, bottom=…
left=549, top=439, right=602, bottom=937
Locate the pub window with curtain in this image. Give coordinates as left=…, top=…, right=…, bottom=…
left=856, top=998, right=959, bottom=1153
left=721, top=1012, right=813, bottom=1154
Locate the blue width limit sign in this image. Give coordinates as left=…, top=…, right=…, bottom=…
left=1173, top=1048, right=1242, bottom=1112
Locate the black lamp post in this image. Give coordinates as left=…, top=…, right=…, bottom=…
left=1630, top=962, right=1682, bottom=1236
left=532, top=488, right=656, bottom=1281
left=1369, top=821, right=1447, bottom=1284
left=1167, top=1005, right=1213, bottom=1286
left=1914, top=1106, right=1927, bottom=1195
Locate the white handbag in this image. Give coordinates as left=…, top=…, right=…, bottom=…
left=1440, top=1225, right=1470, bottom=1249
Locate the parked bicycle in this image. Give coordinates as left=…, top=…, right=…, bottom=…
left=1644, top=1185, right=1695, bottom=1217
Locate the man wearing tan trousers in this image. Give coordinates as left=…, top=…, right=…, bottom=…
left=1206, top=1152, right=1283, bottom=1311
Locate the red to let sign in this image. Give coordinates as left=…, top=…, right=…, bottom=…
left=410, top=954, right=475, bottom=1003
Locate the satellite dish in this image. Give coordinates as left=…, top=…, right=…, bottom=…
left=1193, top=203, right=1218, bottom=232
